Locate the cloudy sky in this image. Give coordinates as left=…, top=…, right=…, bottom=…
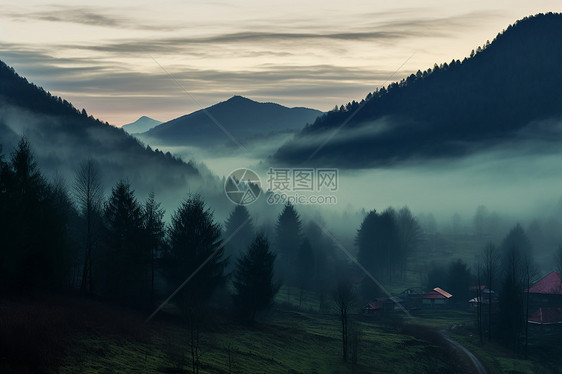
left=1, top=1, right=561, bottom=125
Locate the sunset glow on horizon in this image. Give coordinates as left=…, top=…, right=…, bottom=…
left=1, top=0, right=561, bottom=125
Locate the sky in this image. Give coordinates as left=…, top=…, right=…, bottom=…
left=1, top=1, right=561, bottom=126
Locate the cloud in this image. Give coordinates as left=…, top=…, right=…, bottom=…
left=29, top=10, right=494, bottom=56
left=0, top=43, right=404, bottom=96
left=0, top=7, right=500, bottom=123
left=1, top=5, right=178, bottom=31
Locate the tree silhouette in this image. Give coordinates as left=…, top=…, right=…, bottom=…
left=100, top=180, right=148, bottom=307
left=223, top=205, right=255, bottom=273
left=233, top=233, right=279, bottom=322
left=446, top=259, right=472, bottom=304
left=482, top=243, right=499, bottom=341
left=396, top=207, right=421, bottom=278
left=143, top=192, right=165, bottom=304
left=163, top=194, right=226, bottom=310
left=356, top=209, right=400, bottom=288
left=498, top=224, right=533, bottom=352
left=0, top=138, right=70, bottom=292
left=274, top=203, right=302, bottom=286
left=426, top=262, right=447, bottom=291
left=74, top=159, right=103, bottom=295
left=333, top=277, right=354, bottom=362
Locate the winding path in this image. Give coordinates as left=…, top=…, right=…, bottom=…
left=440, top=333, right=488, bottom=374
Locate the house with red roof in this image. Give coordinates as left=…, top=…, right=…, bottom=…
left=527, top=272, right=562, bottom=325
left=422, top=287, right=452, bottom=306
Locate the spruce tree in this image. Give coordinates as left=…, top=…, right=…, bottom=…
left=223, top=205, right=255, bottom=273
left=100, top=180, right=148, bottom=306
left=164, top=194, right=226, bottom=310
left=234, top=233, right=279, bottom=321
left=274, top=203, right=302, bottom=285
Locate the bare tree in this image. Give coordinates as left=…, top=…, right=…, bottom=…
left=74, top=159, right=103, bottom=295
left=187, top=309, right=203, bottom=374
left=498, top=224, right=533, bottom=353
left=523, top=252, right=538, bottom=359
left=333, top=277, right=354, bottom=361
left=475, top=263, right=483, bottom=344
left=143, top=191, right=165, bottom=305
left=482, top=243, right=499, bottom=342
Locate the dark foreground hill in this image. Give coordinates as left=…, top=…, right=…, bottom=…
left=143, top=95, right=322, bottom=146
left=273, top=13, right=562, bottom=167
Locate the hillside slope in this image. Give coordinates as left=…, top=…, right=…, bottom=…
left=0, top=60, right=202, bottom=203
left=273, top=13, right=562, bottom=167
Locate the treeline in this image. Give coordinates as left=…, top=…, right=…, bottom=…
left=0, top=140, right=433, bottom=317
left=477, top=224, right=536, bottom=356
left=0, top=138, right=352, bottom=323
left=0, top=139, right=269, bottom=320
left=356, top=207, right=421, bottom=298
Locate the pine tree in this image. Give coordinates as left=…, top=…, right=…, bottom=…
left=356, top=209, right=400, bottom=283
left=163, top=194, right=226, bottom=310
left=274, top=203, right=302, bottom=286
left=223, top=205, right=255, bottom=273
left=233, top=234, right=279, bottom=322
left=0, top=138, right=70, bottom=292
left=100, top=180, right=148, bottom=306
left=498, top=224, right=534, bottom=353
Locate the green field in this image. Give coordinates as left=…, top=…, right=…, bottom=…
left=56, top=306, right=454, bottom=374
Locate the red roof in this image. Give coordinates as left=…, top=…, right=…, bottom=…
left=528, top=307, right=562, bottom=324
left=423, top=287, right=453, bottom=299
left=528, top=272, right=562, bottom=294
left=365, top=299, right=386, bottom=310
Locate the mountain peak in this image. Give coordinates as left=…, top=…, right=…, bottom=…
left=122, top=116, right=162, bottom=134
left=143, top=97, right=322, bottom=145
left=223, top=95, right=257, bottom=105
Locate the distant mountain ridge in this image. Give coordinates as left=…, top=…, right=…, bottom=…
left=122, top=116, right=162, bottom=134
left=143, top=96, right=322, bottom=146
left=273, top=13, right=562, bottom=167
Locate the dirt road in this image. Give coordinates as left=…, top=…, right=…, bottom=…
left=440, top=333, right=488, bottom=374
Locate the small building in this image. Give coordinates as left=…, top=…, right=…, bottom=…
left=527, top=272, right=562, bottom=324
left=528, top=307, right=562, bottom=325
left=527, top=272, right=562, bottom=305
left=362, top=297, right=397, bottom=317
left=468, top=288, right=496, bottom=309
left=422, top=287, right=452, bottom=306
